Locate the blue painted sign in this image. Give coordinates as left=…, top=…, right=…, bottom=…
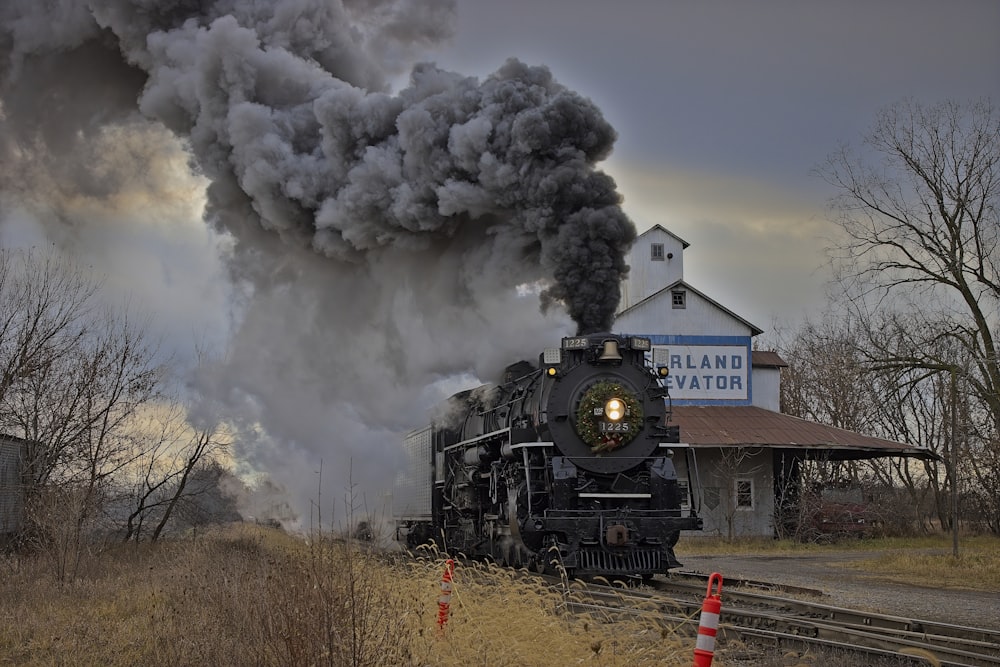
left=643, top=335, right=752, bottom=405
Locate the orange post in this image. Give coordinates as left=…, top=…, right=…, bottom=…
left=693, top=572, right=723, bottom=667
left=437, top=559, right=455, bottom=633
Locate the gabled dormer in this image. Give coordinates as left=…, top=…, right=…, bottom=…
left=620, top=225, right=688, bottom=310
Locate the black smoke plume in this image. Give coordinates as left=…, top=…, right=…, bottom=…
left=0, top=0, right=636, bottom=520
left=0, top=0, right=634, bottom=334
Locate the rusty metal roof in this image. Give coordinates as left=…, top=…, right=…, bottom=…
left=671, top=405, right=936, bottom=460
left=751, top=350, right=788, bottom=367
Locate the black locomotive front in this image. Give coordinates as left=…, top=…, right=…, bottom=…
left=395, top=332, right=703, bottom=578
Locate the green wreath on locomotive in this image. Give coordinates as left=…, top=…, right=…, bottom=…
left=574, top=380, right=644, bottom=454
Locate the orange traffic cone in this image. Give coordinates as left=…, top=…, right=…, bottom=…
left=693, top=572, right=723, bottom=667
left=437, top=559, right=455, bottom=633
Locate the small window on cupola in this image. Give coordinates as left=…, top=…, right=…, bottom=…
left=671, top=290, right=686, bottom=309
left=651, top=243, right=665, bottom=261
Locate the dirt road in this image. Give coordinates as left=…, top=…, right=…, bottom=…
left=676, top=549, right=1000, bottom=630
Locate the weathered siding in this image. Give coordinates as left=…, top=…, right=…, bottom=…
left=620, top=227, right=686, bottom=310
left=0, top=436, right=25, bottom=535
left=617, top=289, right=755, bottom=338
left=751, top=367, right=781, bottom=411
left=678, top=448, right=774, bottom=538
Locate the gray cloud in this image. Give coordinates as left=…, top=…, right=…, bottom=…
left=0, top=0, right=633, bottom=521
left=1, top=0, right=632, bottom=331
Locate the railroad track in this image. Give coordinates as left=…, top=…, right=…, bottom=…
left=540, top=573, right=1000, bottom=667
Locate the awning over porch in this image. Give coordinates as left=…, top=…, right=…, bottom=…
left=670, top=405, right=937, bottom=461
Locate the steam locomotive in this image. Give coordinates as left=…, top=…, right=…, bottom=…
left=393, top=332, right=703, bottom=578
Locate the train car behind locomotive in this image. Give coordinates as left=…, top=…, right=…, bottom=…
left=393, top=332, right=703, bottom=578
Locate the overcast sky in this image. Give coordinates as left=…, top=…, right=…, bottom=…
left=1, top=0, right=997, bottom=522
left=4, top=0, right=996, bottom=352
left=428, top=0, right=1000, bottom=331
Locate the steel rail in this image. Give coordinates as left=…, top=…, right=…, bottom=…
left=551, top=577, right=1000, bottom=667
left=562, top=596, right=998, bottom=667
left=727, top=626, right=980, bottom=667
left=651, top=577, right=1000, bottom=646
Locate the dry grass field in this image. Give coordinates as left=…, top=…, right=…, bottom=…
left=4, top=527, right=996, bottom=666
left=0, top=525, right=695, bottom=666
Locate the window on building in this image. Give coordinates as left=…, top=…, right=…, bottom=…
left=651, top=243, right=665, bottom=261
left=671, top=290, right=686, bottom=309
left=735, top=478, right=754, bottom=509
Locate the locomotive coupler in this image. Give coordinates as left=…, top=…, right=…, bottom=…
left=606, top=524, right=629, bottom=546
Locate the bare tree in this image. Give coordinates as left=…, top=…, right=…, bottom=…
left=819, top=99, right=998, bottom=418
left=0, top=249, right=97, bottom=404
left=120, top=403, right=231, bottom=542
left=120, top=404, right=187, bottom=543
left=818, top=98, right=1000, bottom=533
left=777, top=316, right=951, bottom=533
left=0, top=250, right=172, bottom=575
left=149, top=422, right=230, bottom=541
left=6, top=304, right=164, bottom=486
left=868, top=365, right=951, bottom=532
left=778, top=315, right=879, bottom=433
left=120, top=343, right=235, bottom=543
left=777, top=315, right=884, bottom=498
left=710, top=447, right=765, bottom=540
left=0, top=249, right=248, bottom=575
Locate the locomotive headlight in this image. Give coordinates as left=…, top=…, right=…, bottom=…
left=605, top=398, right=625, bottom=421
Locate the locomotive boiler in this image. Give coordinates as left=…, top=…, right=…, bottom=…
left=393, top=332, right=703, bottom=578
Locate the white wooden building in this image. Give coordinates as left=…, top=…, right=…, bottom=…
left=615, top=225, right=929, bottom=538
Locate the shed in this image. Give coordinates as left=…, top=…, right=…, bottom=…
left=0, top=435, right=26, bottom=537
